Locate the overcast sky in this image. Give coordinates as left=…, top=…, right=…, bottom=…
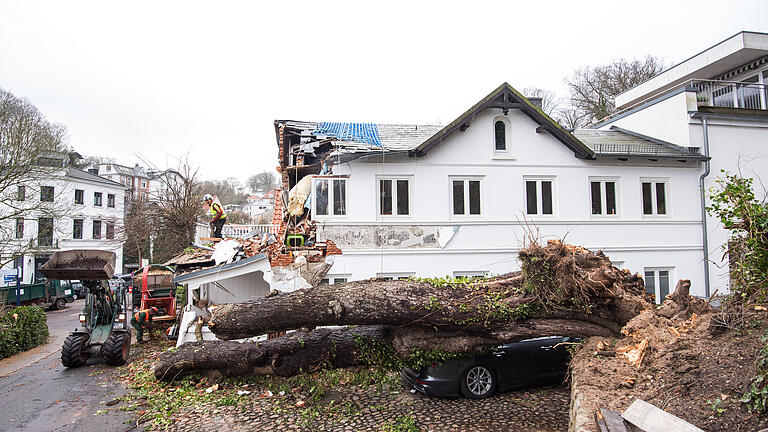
left=1, top=0, right=767, bottom=183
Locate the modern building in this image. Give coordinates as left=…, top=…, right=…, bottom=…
left=595, top=30, right=768, bottom=298
left=1, top=164, right=126, bottom=285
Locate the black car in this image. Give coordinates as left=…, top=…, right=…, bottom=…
left=402, top=336, right=578, bottom=399
left=70, top=280, right=86, bottom=299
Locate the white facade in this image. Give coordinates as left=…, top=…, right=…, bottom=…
left=308, top=108, right=704, bottom=300
left=1, top=167, right=126, bottom=285
left=599, top=31, right=768, bottom=297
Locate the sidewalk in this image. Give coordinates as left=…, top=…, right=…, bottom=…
left=0, top=329, right=68, bottom=378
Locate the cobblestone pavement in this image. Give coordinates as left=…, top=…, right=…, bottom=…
left=167, top=384, right=570, bottom=432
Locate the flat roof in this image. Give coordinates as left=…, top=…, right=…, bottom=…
left=616, top=31, right=768, bottom=110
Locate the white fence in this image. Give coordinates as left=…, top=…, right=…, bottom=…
left=194, top=222, right=279, bottom=242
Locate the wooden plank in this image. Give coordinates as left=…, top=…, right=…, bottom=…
left=622, top=399, right=704, bottom=432
left=600, top=408, right=629, bottom=432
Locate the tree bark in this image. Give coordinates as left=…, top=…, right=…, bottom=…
left=157, top=240, right=651, bottom=380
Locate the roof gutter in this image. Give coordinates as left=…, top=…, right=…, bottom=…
left=697, top=115, right=712, bottom=298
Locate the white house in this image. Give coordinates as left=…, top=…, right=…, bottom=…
left=595, top=30, right=768, bottom=298
left=1, top=166, right=126, bottom=284
left=275, top=86, right=709, bottom=303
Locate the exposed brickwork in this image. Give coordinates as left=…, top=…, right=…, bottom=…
left=325, top=240, right=343, bottom=255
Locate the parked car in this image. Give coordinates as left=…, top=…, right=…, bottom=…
left=401, top=336, right=579, bottom=399
left=70, top=280, right=86, bottom=299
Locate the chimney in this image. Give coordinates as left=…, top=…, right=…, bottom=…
left=528, top=97, right=543, bottom=108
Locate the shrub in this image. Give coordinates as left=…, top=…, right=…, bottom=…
left=0, top=305, right=49, bottom=359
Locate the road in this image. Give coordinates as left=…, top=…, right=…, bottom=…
left=0, top=300, right=140, bottom=432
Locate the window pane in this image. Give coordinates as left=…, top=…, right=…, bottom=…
left=605, top=182, right=616, bottom=215
left=93, top=221, right=101, bottom=239
left=655, top=183, right=666, bottom=215
left=453, top=181, right=464, bottom=215
left=644, top=271, right=656, bottom=301
left=380, top=180, right=392, bottom=215
left=526, top=181, right=537, bottom=214
left=396, top=180, right=409, bottom=215
left=659, top=270, right=670, bottom=300
left=541, top=181, right=553, bottom=215
left=106, top=222, right=115, bottom=240
left=75, top=189, right=83, bottom=204
left=38, top=218, right=53, bottom=246
left=469, top=181, right=481, bottom=215
left=315, top=179, right=328, bottom=215
left=15, top=218, right=23, bottom=238
left=17, top=186, right=25, bottom=201
left=333, top=180, right=346, bottom=215
left=641, top=182, right=652, bottom=214
left=41, top=186, right=54, bottom=202
left=73, top=219, right=83, bottom=239
left=494, top=121, right=506, bottom=150
left=590, top=181, right=602, bottom=214
left=335, top=278, right=347, bottom=283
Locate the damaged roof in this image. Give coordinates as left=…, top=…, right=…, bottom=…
left=278, top=120, right=444, bottom=154
left=573, top=126, right=709, bottom=160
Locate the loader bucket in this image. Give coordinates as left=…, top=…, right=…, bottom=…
left=39, top=250, right=116, bottom=280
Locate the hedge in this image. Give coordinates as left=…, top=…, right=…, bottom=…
left=0, top=305, right=49, bottom=360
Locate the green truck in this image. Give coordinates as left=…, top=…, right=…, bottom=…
left=0, top=279, right=76, bottom=310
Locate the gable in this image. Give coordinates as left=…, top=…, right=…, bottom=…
left=410, top=83, right=595, bottom=159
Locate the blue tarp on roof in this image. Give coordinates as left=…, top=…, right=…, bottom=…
left=313, top=122, right=382, bottom=147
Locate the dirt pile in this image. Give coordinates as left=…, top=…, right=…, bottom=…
left=570, top=292, right=768, bottom=431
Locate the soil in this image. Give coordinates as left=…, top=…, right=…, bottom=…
left=571, top=300, right=768, bottom=431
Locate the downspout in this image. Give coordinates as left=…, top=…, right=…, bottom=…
left=698, top=116, right=711, bottom=297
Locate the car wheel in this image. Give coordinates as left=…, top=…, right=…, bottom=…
left=54, top=298, right=66, bottom=310
left=72, top=294, right=78, bottom=300
left=460, top=365, right=496, bottom=399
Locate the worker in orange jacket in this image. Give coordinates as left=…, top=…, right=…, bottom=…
left=131, top=307, right=158, bottom=343
left=203, top=194, right=228, bottom=238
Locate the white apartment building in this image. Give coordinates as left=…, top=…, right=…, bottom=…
left=93, top=163, right=150, bottom=202
left=274, top=31, right=768, bottom=302
left=1, top=166, right=126, bottom=284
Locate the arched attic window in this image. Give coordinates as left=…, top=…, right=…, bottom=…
left=494, top=120, right=506, bottom=151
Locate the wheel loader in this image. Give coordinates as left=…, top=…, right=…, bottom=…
left=39, top=250, right=131, bottom=367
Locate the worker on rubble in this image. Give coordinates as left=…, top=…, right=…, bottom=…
left=202, top=193, right=228, bottom=238
left=131, top=306, right=159, bottom=343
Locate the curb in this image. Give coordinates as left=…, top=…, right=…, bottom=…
left=0, top=329, right=68, bottom=378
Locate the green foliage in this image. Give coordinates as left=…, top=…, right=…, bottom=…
left=707, top=398, right=726, bottom=416
left=707, top=171, right=768, bottom=301
left=741, top=330, right=768, bottom=413
left=383, top=414, right=418, bottom=432
left=0, top=305, right=49, bottom=359
left=354, top=337, right=476, bottom=373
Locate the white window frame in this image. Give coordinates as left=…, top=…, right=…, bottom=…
left=321, top=274, right=351, bottom=285
left=453, top=270, right=489, bottom=278
left=643, top=267, right=674, bottom=304
left=588, top=177, right=620, bottom=217
left=376, top=176, right=412, bottom=218
left=523, top=176, right=557, bottom=217
left=640, top=177, right=669, bottom=217
left=376, top=272, right=415, bottom=280
left=312, top=176, right=348, bottom=219
left=449, top=176, right=484, bottom=219
left=492, top=116, right=515, bottom=160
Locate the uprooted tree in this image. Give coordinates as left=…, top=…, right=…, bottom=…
left=154, top=240, right=650, bottom=380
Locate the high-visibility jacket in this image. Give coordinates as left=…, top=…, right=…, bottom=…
left=208, top=196, right=227, bottom=221
left=133, top=309, right=154, bottom=324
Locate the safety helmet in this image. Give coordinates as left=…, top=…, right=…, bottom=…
left=150, top=307, right=159, bottom=313
left=202, top=193, right=213, bottom=202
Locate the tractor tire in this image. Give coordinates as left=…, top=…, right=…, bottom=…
left=103, top=332, right=131, bottom=366
left=53, top=298, right=66, bottom=310
left=61, top=334, right=89, bottom=368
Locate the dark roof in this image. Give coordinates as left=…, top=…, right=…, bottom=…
left=67, top=167, right=126, bottom=188
left=573, top=126, right=708, bottom=160
left=410, top=83, right=595, bottom=159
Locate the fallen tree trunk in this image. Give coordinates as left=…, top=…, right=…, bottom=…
left=210, top=240, right=646, bottom=340
left=157, top=240, right=650, bottom=380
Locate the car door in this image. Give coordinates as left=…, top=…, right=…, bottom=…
left=492, top=341, right=543, bottom=389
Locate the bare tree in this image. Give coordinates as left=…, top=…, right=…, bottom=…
left=0, top=88, right=70, bottom=267
left=522, top=87, right=562, bottom=117
left=152, top=159, right=201, bottom=263
left=246, top=171, right=278, bottom=193
left=565, top=55, right=665, bottom=124
left=556, top=105, right=590, bottom=130
left=200, top=178, right=248, bottom=205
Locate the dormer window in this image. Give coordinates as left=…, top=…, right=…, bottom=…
left=494, top=121, right=506, bottom=151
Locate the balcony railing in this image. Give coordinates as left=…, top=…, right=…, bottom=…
left=194, top=223, right=279, bottom=242
left=694, top=79, right=768, bottom=110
